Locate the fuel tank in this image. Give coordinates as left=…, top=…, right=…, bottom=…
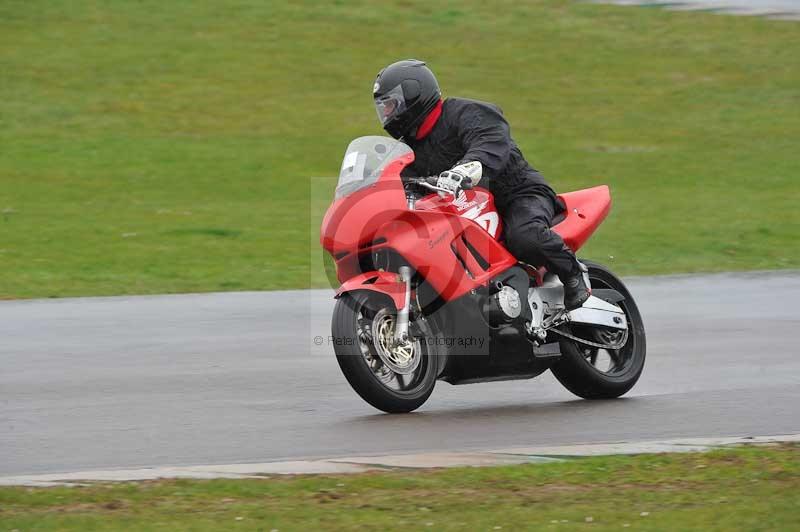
left=415, top=188, right=502, bottom=241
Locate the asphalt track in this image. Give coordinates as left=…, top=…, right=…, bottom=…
left=2, top=271, right=799, bottom=477
left=594, top=0, right=800, bottom=20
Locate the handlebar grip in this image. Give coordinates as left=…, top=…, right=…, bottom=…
left=424, top=175, right=473, bottom=188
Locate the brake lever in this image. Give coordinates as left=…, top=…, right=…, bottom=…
left=405, top=177, right=470, bottom=199
left=418, top=181, right=454, bottom=196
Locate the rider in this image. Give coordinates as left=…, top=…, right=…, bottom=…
left=372, top=59, right=590, bottom=310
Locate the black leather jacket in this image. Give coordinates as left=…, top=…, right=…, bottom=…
left=402, top=97, right=557, bottom=210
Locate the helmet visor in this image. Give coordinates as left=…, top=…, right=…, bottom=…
left=374, top=84, right=406, bottom=127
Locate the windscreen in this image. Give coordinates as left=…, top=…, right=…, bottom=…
left=336, top=136, right=412, bottom=199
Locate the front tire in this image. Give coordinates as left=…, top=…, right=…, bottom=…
left=332, top=291, right=438, bottom=413
left=551, top=260, right=646, bottom=399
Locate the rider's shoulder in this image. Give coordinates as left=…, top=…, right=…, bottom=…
left=444, top=97, right=504, bottom=117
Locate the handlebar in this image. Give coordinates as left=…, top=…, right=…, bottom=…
left=403, top=176, right=473, bottom=196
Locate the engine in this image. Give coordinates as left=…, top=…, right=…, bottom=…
left=481, top=284, right=522, bottom=326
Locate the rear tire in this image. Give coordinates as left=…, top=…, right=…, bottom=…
left=551, top=260, right=646, bottom=399
left=333, top=291, right=438, bottom=413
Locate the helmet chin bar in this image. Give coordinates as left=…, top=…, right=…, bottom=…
left=383, top=121, right=407, bottom=140
left=383, top=104, right=431, bottom=141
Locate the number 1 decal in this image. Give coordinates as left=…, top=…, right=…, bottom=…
left=474, top=212, right=499, bottom=238
left=461, top=203, right=500, bottom=238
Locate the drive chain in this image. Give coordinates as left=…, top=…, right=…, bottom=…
left=550, top=326, right=629, bottom=350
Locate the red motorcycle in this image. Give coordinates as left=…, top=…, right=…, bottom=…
left=321, top=136, right=646, bottom=413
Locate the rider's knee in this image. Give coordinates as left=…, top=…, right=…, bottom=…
left=505, top=221, right=548, bottom=258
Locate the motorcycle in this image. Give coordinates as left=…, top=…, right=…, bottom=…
left=321, top=136, right=646, bottom=413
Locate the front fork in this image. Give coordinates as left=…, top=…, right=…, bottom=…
left=393, top=265, right=413, bottom=345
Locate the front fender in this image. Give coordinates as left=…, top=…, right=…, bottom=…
left=335, top=271, right=407, bottom=310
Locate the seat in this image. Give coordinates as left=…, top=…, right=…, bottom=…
left=552, top=185, right=611, bottom=252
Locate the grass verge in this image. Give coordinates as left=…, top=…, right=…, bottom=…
left=1, top=1, right=798, bottom=298
left=1, top=444, right=798, bottom=530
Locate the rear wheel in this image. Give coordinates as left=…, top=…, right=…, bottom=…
left=332, top=291, right=438, bottom=413
left=551, top=260, right=646, bottom=399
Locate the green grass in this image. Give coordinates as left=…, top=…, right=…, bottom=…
left=1, top=1, right=798, bottom=298
left=1, top=444, right=798, bottom=530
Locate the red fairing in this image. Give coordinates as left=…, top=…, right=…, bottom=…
left=320, top=152, right=414, bottom=283
left=372, top=209, right=515, bottom=301
left=320, top=149, right=516, bottom=301
left=552, top=185, right=611, bottom=252
left=335, top=271, right=407, bottom=309
left=321, top=142, right=611, bottom=306
left=415, top=188, right=503, bottom=240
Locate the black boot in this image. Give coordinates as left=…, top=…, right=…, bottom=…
left=563, top=271, right=590, bottom=311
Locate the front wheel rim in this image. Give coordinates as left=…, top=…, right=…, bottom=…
left=355, top=304, right=429, bottom=393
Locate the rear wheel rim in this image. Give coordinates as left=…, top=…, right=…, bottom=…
left=571, top=275, right=638, bottom=377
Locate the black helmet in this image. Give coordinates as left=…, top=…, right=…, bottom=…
left=373, top=59, right=441, bottom=140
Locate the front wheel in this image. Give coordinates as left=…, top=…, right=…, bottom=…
left=551, top=260, right=646, bottom=399
left=332, top=291, right=438, bottom=413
